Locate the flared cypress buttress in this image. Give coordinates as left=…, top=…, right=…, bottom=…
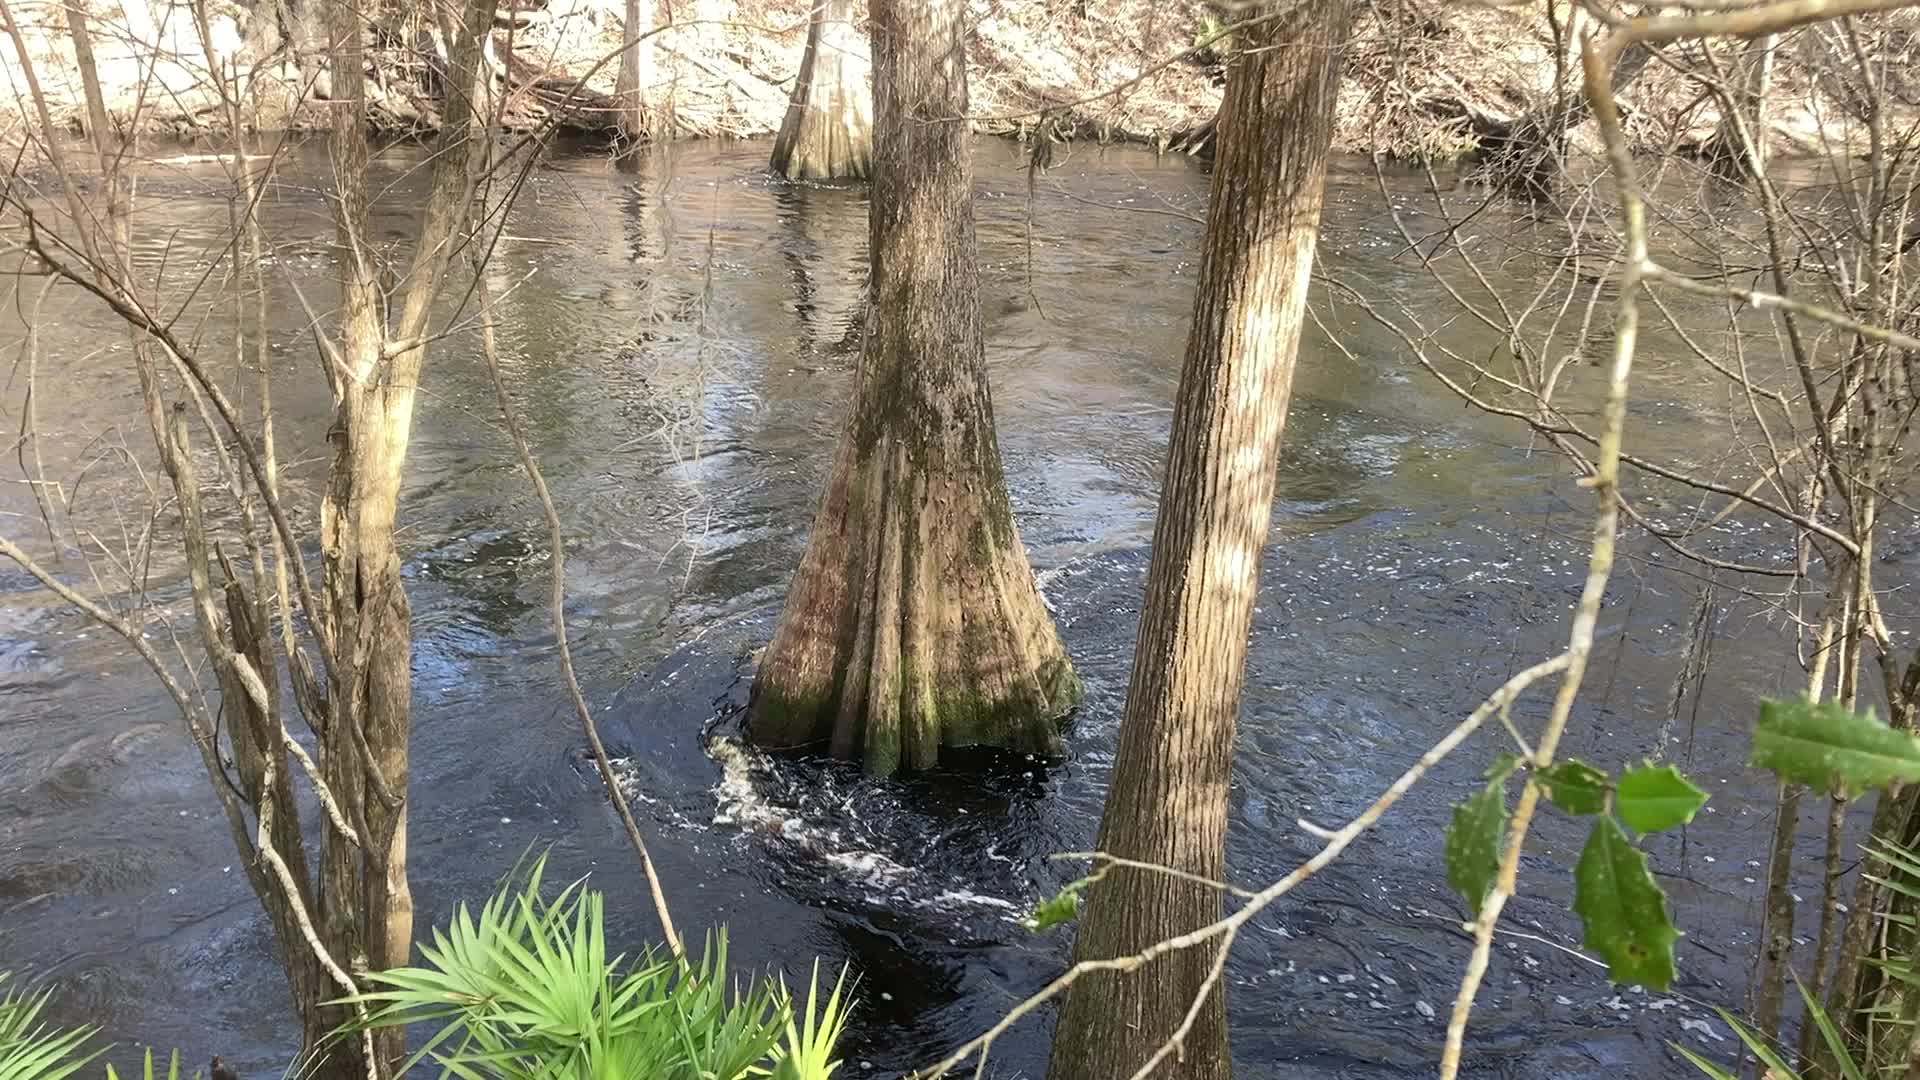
left=747, top=0, right=1079, bottom=776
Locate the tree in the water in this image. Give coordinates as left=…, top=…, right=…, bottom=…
left=1045, top=2, right=1351, bottom=1077
left=769, top=0, right=873, bottom=180
left=747, top=0, right=1078, bottom=775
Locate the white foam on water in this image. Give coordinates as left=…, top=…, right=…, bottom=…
left=931, top=889, right=1020, bottom=911
left=705, top=734, right=1026, bottom=915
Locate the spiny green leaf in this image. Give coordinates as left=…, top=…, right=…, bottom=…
left=1751, top=696, right=1920, bottom=797
left=1573, top=816, right=1680, bottom=989
left=1796, top=978, right=1866, bottom=1080
left=1445, top=777, right=1508, bottom=917
left=1535, top=759, right=1609, bottom=816
left=1024, top=879, right=1090, bottom=933
left=1615, top=763, right=1708, bottom=834
left=1669, top=1041, right=1739, bottom=1080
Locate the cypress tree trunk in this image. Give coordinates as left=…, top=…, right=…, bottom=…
left=770, top=0, right=873, bottom=180
left=748, top=0, right=1077, bottom=776
left=1045, top=3, right=1350, bottom=1077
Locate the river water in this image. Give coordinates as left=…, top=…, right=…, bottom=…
left=0, top=137, right=1869, bottom=1078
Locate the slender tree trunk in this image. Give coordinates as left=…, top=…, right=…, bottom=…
left=1708, top=33, right=1776, bottom=179
left=3, top=0, right=490, bottom=1072
left=770, top=0, right=873, bottom=181
left=280, top=0, right=335, bottom=98
left=317, top=0, right=395, bottom=1070
left=315, top=0, right=493, bottom=1068
left=1754, top=779, right=1804, bottom=1061
left=1045, top=3, right=1350, bottom=1077
left=615, top=0, right=655, bottom=141
left=747, top=0, right=1077, bottom=776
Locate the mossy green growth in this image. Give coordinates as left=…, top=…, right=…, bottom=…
left=751, top=655, right=1082, bottom=776
left=863, top=730, right=902, bottom=778
left=970, top=518, right=997, bottom=569
left=928, top=657, right=1081, bottom=758
left=747, top=679, right=837, bottom=750
left=1037, top=655, right=1085, bottom=712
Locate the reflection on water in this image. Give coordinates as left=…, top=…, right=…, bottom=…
left=0, top=137, right=1845, bottom=1078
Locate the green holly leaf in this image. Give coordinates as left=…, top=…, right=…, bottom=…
left=1751, top=696, right=1920, bottom=797
left=1445, top=777, right=1508, bottom=917
left=1024, top=879, right=1089, bottom=932
left=1573, top=816, right=1679, bottom=989
left=1535, top=759, right=1609, bottom=816
left=1614, top=763, right=1708, bottom=833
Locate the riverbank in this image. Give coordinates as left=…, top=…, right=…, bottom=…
left=1, top=0, right=1909, bottom=161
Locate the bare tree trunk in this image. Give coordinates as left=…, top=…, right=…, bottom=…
left=315, top=0, right=495, bottom=1067
left=746, top=0, right=1077, bottom=775
left=1755, top=779, right=1805, bottom=1061
left=1045, top=4, right=1350, bottom=1078
left=770, top=0, right=872, bottom=181
left=615, top=0, right=655, bottom=141
left=1, top=0, right=495, bottom=1071
left=280, top=0, right=335, bottom=98
left=1708, top=33, right=1777, bottom=178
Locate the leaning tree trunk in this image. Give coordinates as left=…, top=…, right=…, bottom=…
left=770, top=0, right=873, bottom=180
left=1045, top=3, right=1350, bottom=1078
left=747, top=0, right=1077, bottom=776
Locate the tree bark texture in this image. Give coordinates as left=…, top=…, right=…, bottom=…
left=1046, top=4, right=1351, bottom=1078
left=314, top=0, right=494, bottom=1068
left=770, top=0, right=873, bottom=181
left=747, top=0, right=1077, bottom=776
left=165, top=404, right=338, bottom=1061
left=615, top=0, right=656, bottom=140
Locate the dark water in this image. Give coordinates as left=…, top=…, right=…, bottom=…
left=0, top=138, right=1879, bottom=1078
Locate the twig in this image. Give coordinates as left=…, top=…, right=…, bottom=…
left=1051, top=852, right=1256, bottom=900
left=253, top=763, right=378, bottom=1080
left=467, top=229, right=682, bottom=958
left=1437, top=27, right=1649, bottom=1079
left=916, top=651, right=1571, bottom=1078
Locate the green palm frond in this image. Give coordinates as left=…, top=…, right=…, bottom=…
left=771, top=961, right=854, bottom=1080
left=341, top=856, right=844, bottom=1080
left=102, top=1049, right=198, bottom=1080
left=0, top=974, right=102, bottom=1080
left=1674, top=978, right=1869, bottom=1080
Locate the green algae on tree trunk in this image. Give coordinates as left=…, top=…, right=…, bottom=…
left=747, top=0, right=1078, bottom=776
left=1045, top=2, right=1351, bottom=1077
left=770, top=0, right=872, bottom=180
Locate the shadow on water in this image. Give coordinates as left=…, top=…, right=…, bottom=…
left=0, top=137, right=1836, bottom=1078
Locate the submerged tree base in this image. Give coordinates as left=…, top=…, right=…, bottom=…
left=750, top=0, right=1078, bottom=776
left=752, top=658, right=1080, bottom=775
left=748, top=436, right=1082, bottom=776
